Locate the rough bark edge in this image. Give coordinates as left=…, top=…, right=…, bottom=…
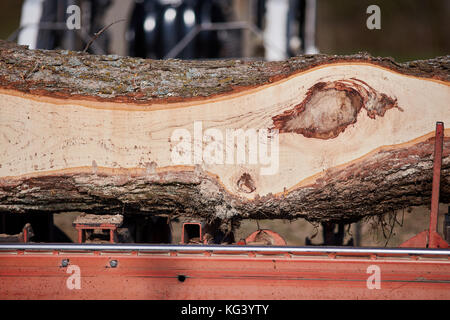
left=1, top=135, right=448, bottom=224
left=0, top=40, right=448, bottom=106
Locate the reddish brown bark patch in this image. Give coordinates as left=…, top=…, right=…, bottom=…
left=272, top=79, right=401, bottom=139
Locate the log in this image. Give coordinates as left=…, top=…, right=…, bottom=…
left=0, top=40, right=449, bottom=224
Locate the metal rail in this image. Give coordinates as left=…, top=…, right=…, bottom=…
left=0, top=243, right=449, bottom=256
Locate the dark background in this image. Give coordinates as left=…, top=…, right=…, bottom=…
left=1, top=0, right=449, bottom=61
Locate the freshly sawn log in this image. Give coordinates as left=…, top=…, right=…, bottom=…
left=0, top=40, right=449, bottom=224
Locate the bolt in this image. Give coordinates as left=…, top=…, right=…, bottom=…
left=109, top=260, right=118, bottom=268
left=61, top=259, right=69, bottom=267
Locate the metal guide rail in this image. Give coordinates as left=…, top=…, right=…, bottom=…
left=0, top=243, right=449, bottom=300
left=1, top=243, right=450, bottom=255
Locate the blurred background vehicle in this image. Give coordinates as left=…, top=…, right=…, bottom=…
left=8, top=0, right=319, bottom=60
left=3, top=0, right=449, bottom=62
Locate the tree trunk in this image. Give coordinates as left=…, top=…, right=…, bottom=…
left=0, top=40, right=449, bottom=224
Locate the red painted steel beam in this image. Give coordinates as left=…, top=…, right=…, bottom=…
left=429, top=122, right=445, bottom=248
left=430, top=122, right=444, bottom=235
left=0, top=250, right=449, bottom=300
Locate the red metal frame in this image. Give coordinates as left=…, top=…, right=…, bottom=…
left=400, top=122, right=449, bottom=248
left=22, top=225, right=29, bottom=243
left=0, top=248, right=448, bottom=299
left=74, top=224, right=118, bottom=244
left=181, top=222, right=203, bottom=244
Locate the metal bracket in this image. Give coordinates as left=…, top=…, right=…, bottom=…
left=400, top=122, right=449, bottom=248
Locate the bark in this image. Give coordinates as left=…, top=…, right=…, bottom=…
left=0, top=40, right=448, bottom=103
left=0, top=40, right=449, bottom=224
